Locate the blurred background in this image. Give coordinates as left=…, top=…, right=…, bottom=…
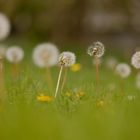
left=0, top=0, right=140, bottom=47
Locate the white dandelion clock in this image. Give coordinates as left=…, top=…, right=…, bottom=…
left=6, top=46, right=24, bottom=64
left=33, top=43, right=59, bottom=92
left=55, top=52, right=76, bottom=98
left=6, top=46, right=24, bottom=80
left=0, top=13, right=11, bottom=40
left=33, top=43, right=59, bottom=68
left=87, top=41, right=105, bottom=89
left=116, top=63, right=131, bottom=78
left=87, top=41, right=105, bottom=58
left=131, top=51, right=140, bottom=69
left=116, top=63, right=131, bottom=96
left=58, top=52, right=76, bottom=67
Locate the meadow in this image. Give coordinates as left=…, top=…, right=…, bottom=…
left=0, top=42, right=140, bottom=140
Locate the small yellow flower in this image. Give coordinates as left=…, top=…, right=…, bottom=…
left=76, top=91, right=85, bottom=98
left=66, top=92, right=72, bottom=97
left=70, top=63, right=81, bottom=72
left=37, top=94, right=53, bottom=102
left=96, top=100, right=105, bottom=107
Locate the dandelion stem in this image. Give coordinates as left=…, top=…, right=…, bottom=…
left=61, top=67, right=68, bottom=92
left=54, top=66, right=63, bottom=98
left=120, top=78, right=125, bottom=96
left=46, top=67, right=54, bottom=93
left=12, top=63, right=18, bottom=81
left=0, top=58, right=5, bottom=100
left=95, top=57, right=99, bottom=88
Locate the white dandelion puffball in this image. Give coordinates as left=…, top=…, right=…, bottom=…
left=131, top=51, right=140, bottom=69
left=58, top=51, right=76, bottom=67
left=6, top=46, right=24, bottom=63
left=105, top=57, right=118, bottom=70
left=0, top=44, right=7, bottom=59
left=87, top=41, right=105, bottom=58
left=33, top=43, right=59, bottom=68
left=116, top=63, right=131, bottom=78
left=0, top=13, right=11, bottom=40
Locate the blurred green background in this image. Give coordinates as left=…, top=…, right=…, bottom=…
left=1, top=0, right=140, bottom=46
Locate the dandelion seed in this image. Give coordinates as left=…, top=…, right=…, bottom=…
left=131, top=51, right=140, bottom=69
left=33, top=43, right=59, bottom=68
left=55, top=52, right=76, bottom=98
left=37, top=94, right=53, bottom=102
left=70, top=63, right=81, bottom=72
left=116, top=63, right=131, bottom=78
left=0, top=13, right=11, bottom=40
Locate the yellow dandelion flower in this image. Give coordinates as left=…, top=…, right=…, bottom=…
left=37, top=94, right=53, bottom=102
left=70, top=63, right=81, bottom=72
left=96, top=100, right=105, bottom=107
left=66, top=92, right=72, bottom=97
left=76, top=91, right=85, bottom=98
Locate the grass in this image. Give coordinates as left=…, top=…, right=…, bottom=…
left=0, top=45, right=140, bottom=140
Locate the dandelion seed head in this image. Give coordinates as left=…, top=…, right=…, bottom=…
left=87, top=41, right=105, bottom=58
left=131, top=51, right=140, bottom=69
left=116, top=63, right=131, bottom=78
left=0, top=13, right=11, bottom=40
left=58, top=52, right=76, bottom=67
left=33, top=43, right=59, bottom=68
left=6, top=46, right=24, bottom=63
